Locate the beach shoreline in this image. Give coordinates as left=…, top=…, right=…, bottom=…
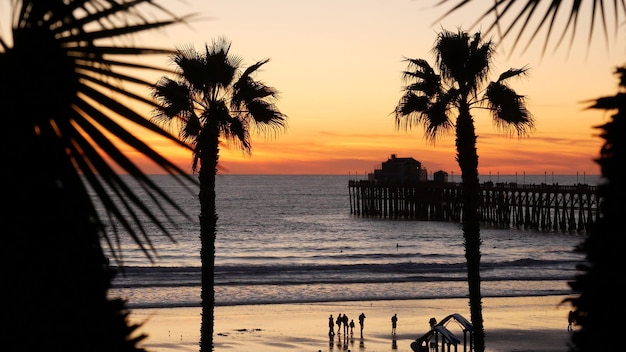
left=131, top=295, right=574, bottom=352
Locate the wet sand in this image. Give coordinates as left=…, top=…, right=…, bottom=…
left=131, top=295, right=574, bottom=352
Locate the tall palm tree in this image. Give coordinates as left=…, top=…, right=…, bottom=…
left=394, top=29, right=534, bottom=352
left=436, top=3, right=626, bottom=352
left=151, top=37, right=287, bottom=352
left=0, top=1, right=195, bottom=350
left=565, top=67, right=626, bottom=352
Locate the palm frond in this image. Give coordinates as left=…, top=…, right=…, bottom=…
left=181, top=115, right=203, bottom=141
left=222, top=116, right=252, bottom=153
left=405, top=81, right=437, bottom=96
left=436, top=0, right=626, bottom=55
left=395, top=92, right=430, bottom=120
left=496, top=66, right=530, bottom=82
left=402, top=57, right=441, bottom=97
left=394, top=90, right=453, bottom=142
left=587, top=94, right=626, bottom=110
left=246, top=99, right=287, bottom=128
left=202, top=37, right=239, bottom=88
left=404, top=57, right=433, bottom=71
left=466, top=32, right=494, bottom=93
left=79, top=82, right=193, bottom=153
left=61, top=20, right=182, bottom=42
left=485, top=81, right=535, bottom=136
left=233, top=60, right=275, bottom=100
left=516, top=0, right=566, bottom=55
left=240, top=58, right=271, bottom=79
left=618, top=67, right=626, bottom=88
left=435, top=29, right=471, bottom=82
left=1, top=0, right=199, bottom=263
left=153, top=78, right=195, bottom=119
left=230, top=58, right=286, bottom=135
left=424, top=99, right=455, bottom=142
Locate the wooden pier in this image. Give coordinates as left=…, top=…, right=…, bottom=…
left=348, top=180, right=599, bottom=232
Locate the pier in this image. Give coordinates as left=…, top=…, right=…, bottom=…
left=348, top=180, right=599, bottom=232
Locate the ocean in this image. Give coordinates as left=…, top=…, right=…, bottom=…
left=105, top=174, right=601, bottom=309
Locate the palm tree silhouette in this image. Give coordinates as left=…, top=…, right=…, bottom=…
left=436, top=3, right=626, bottom=352
left=565, top=67, right=626, bottom=351
left=151, top=37, right=287, bottom=351
left=394, top=29, right=534, bottom=352
left=0, top=1, right=194, bottom=350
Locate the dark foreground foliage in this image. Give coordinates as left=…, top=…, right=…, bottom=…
left=566, top=67, right=626, bottom=352
left=0, top=1, right=194, bottom=350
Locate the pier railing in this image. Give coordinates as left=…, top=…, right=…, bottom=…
left=348, top=180, right=599, bottom=232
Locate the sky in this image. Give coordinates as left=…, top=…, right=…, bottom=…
left=25, top=1, right=626, bottom=176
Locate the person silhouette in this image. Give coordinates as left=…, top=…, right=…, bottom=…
left=568, top=310, right=576, bottom=331
left=358, top=312, right=366, bottom=337
left=336, top=313, right=342, bottom=335
left=342, top=313, right=349, bottom=335
left=429, top=317, right=437, bottom=328
left=349, top=319, right=355, bottom=335
left=391, top=313, right=398, bottom=335
left=329, top=314, right=335, bottom=336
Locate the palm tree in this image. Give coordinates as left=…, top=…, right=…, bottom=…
left=0, top=1, right=195, bottom=350
left=151, top=37, right=287, bottom=352
left=435, top=1, right=626, bottom=55
left=394, top=29, right=534, bottom=352
left=435, top=3, right=626, bottom=352
left=565, top=67, right=626, bottom=351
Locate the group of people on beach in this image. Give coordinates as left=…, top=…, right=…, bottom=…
left=328, top=312, right=401, bottom=338
left=329, top=312, right=366, bottom=338
left=321, top=312, right=414, bottom=352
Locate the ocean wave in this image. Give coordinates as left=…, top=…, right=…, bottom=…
left=114, top=284, right=573, bottom=309
left=111, top=257, right=581, bottom=290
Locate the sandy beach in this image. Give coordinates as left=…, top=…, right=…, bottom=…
left=130, top=295, right=574, bottom=352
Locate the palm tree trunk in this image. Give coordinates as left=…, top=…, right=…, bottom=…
left=455, top=101, right=486, bottom=352
left=198, top=124, right=219, bottom=352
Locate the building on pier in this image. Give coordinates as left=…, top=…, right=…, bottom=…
left=368, top=154, right=428, bottom=183
left=433, top=170, right=449, bottom=183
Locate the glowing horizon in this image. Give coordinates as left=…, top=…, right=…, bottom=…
left=117, top=1, right=621, bottom=176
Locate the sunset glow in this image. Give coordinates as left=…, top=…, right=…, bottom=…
left=121, top=0, right=623, bottom=176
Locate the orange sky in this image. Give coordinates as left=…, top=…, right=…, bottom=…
left=119, top=1, right=625, bottom=176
